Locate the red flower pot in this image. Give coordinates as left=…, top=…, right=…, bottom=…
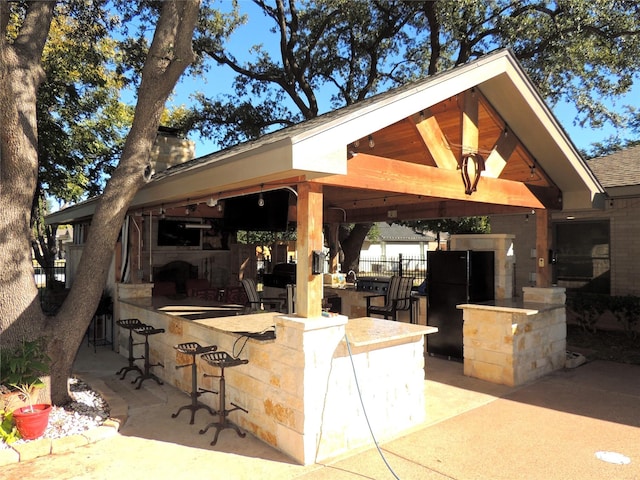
left=13, top=404, right=52, bottom=440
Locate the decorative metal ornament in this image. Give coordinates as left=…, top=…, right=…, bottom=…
left=460, top=152, right=485, bottom=195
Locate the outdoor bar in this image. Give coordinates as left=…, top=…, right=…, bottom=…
left=115, top=283, right=436, bottom=464
left=46, top=50, right=606, bottom=469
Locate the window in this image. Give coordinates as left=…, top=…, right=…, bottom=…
left=553, top=220, right=610, bottom=294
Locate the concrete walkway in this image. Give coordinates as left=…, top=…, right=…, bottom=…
left=3, top=343, right=640, bottom=479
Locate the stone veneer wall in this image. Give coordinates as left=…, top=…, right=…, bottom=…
left=116, top=286, right=426, bottom=465
left=450, top=234, right=516, bottom=300
left=461, top=287, right=566, bottom=386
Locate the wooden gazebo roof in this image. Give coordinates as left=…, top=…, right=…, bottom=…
left=47, top=49, right=603, bottom=227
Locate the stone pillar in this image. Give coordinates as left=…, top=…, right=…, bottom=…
left=450, top=234, right=516, bottom=299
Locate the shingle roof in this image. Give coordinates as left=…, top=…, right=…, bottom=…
left=376, top=223, right=436, bottom=242
left=587, top=144, right=640, bottom=188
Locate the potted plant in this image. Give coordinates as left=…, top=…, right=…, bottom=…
left=0, top=338, right=52, bottom=440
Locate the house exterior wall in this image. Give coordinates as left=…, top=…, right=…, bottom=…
left=490, top=199, right=640, bottom=297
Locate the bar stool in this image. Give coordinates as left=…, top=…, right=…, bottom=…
left=199, top=351, right=248, bottom=446
left=131, top=324, right=166, bottom=389
left=115, top=318, right=144, bottom=380
left=171, top=342, right=218, bottom=424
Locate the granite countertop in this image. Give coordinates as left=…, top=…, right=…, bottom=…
left=193, top=312, right=279, bottom=333
left=457, top=298, right=564, bottom=315
left=344, top=317, right=437, bottom=347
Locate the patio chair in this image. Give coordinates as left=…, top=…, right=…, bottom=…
left=366, top=275, right=415, bottom=322
left=241, top=279, right=285, bottom=312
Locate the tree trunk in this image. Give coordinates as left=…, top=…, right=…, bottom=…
left=0, top=1, right=199, bottom=406
left=0, top=2, right=54, bottom=345
left=339, top=223, right=373, bottom=273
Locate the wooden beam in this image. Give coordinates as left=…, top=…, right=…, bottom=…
left=412, top=109, right=459, bottom=170
left=296, top=183, right=324, bottom=318
left=484, top=128, right=518, bottom=178
left=535, top=208, right=552, bottom=287
left=314, top=153, right=546, bottom=209
left=461, top=89, right=479, bottom=156
left=327, top=223, right=340, bottom=273
left=342, top=202, right=536, bottom=223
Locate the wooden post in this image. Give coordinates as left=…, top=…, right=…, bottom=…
left=296, top=183, right=324, bottom=318
left=535, top=209, right=552, bottom=287
left=328, top=223, right=339, bottom=273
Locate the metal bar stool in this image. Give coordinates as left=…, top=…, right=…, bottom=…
left=171, top=342, right=218, bottom=424
left=115, top=318, right=144, bottom=380
left=199, top=351, right=248, bottom=446
left=131, top=324, right=166, bottom=389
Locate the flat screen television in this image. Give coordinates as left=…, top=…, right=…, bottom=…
left=157, top=219, right=201, bottom=246
left=223, top=190, right=291, bottom=232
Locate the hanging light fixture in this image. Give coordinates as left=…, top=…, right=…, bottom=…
left=258, top=184, right=265, bottom=207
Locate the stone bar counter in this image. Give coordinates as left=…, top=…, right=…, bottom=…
left=115, top=283, right=437, bottom=465
left=458, top=287, right=566, bottom=387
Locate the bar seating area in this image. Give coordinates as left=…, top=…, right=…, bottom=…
left=171, top=342, right=218, bottom=424
left=199, top=351, right=249, bottom=446
left=130, top=324, right=166, bottom=389
left=115, top=318, right=144, bottom=380
left=365, top=275, right=418, bottom=323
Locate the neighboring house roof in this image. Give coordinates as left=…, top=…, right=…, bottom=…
left=587, top=144, right=640, bottom=188
left=375, top=223, right=436, bottom=242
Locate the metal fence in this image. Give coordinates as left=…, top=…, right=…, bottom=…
left=33, top=262, right=66, bottom=289
left=358, top=254, right=426, bottom=284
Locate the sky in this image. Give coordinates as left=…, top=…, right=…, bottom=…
left=164, top=2, right=639, bottom=159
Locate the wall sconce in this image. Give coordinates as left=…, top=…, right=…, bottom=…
left=206, top=196, right=218, bottom=208
left=159, top=205, right=166, bottom=219
left=353, top=139, right=360, bottom=148
left=185, top=202, right=196, bottom=215
left=368, top=135, right=375, bottom=148
left=258, top=184, right=265, bottom=207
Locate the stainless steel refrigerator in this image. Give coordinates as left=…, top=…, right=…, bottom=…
left=426, top=250, right=495, bottom=359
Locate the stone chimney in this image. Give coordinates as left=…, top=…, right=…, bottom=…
left=149, top=126, right=196, bottom=173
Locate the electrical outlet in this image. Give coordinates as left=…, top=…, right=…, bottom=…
left=387, top=209, right=397, bottom=219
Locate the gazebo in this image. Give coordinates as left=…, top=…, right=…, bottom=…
left=47, top=49, right=604, bottom=464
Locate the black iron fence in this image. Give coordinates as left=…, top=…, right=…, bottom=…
left=33, top=261, right=66, bottom=289
left=358, top=254, right=426, bottom=284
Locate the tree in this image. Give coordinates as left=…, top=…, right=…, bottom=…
left=406, top=217, right=491, bottom=250
left=179, top=0, right=640, bottom=271
left=32, top=9, right=133, bottom=278
left=0, top=0, right=200, bottom=405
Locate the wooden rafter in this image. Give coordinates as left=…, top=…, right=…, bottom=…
left=484, top=128, right=518, bottom=178
left=411, top=109, right=459, bottom=170
left=461, top=89, right=479, bottom=156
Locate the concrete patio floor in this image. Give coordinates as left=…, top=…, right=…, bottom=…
left=3, top=342, right=639, bottom=479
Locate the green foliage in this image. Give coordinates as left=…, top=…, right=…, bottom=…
left=0, top=409, right=20, bottom=445
left=186, top=0, right=640, bottom=150
left=0, top=339, right=51, bottom=394
left=236, top=228, right=297, bottom=245
left=566, top=293, right=608, bottom=333
left=567, top=293, right=640, bottom=338
left=403, top=217, right=490, bottom=236
left=609, top=295, right=640, bottom=340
